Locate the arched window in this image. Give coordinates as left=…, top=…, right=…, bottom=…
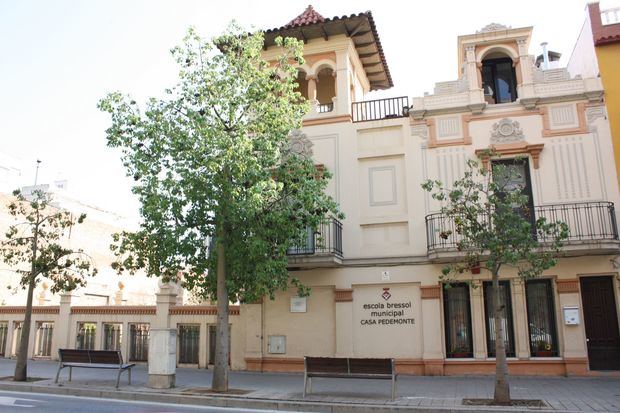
left=481, top=53, right=517, bottom=104
left=294, top=69, right=309, bottom=101
left=316, top=67, right=335, bottom=107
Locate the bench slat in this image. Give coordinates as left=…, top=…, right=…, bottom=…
left=305, top=357, right=349, bottom=374
left=59, top=349, right=123, bottom=365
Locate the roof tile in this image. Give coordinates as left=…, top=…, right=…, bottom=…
left=285, top=5, right=325, bottom=29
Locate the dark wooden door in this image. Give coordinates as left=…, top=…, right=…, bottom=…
left=580, top=276, right=620, bottom=370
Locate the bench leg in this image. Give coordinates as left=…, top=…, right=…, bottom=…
left=308, top=377, right=312, bottom=394
left=391, top=376, right=396, bottom=401
left=116, top=368, right=122, bottom=389
left=302, top=373, right=307, bottom=398
left=54, top=364, right=63, bottom=384
left=68, top=366, right=72, bottom=382
left=128, top=368, right=131, bottom=385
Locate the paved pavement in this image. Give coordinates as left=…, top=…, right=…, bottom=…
left=0, top=390, right=295, bottom=413
left=0, top=359, right=619, bottom=412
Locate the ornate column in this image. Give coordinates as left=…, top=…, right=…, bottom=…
left=511, top=279, right=530, bottom=359
left=464, top=45, right=485, bottom=112
left=421, top=284, right=444, bottom=375
left=334, top=288, right=354, bottom=357
left=470, top=280, right=487, bottom=359
left=148, top=283, right=178, bottom=388
left=516, top=38, right=536, bottom=105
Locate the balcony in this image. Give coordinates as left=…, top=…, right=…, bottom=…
left=351, top=96, right=409, bottom=123
left=287, top=217, right=343, bottom=268
left=426, top=202, right=620, bottom=261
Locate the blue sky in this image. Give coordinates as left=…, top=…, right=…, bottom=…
left=0, top=0, right=609, bottom=221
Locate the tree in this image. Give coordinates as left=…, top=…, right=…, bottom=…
left=422, top=154, right=567, bottom=405
left=99, top=26, right=341, bottom=391
left=0, top=189, right=97, bottom=381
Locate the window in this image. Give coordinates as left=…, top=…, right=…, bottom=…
left=0, top=322, right=8, bottom=357
left=484, top=281, right=515, bottom=357
left=443, top=283, right=473, bottom=358
left=481, top=57, right=517, bottom=104
left=526, top=279, right=558, bottom=357
left=129, top=324, right=149, bottom=362
left=12, top=321, right=22, bottom=356
left=76, top=322, right=96, bottom=350
left=178, top=324, right=200, bottom=364
left=35, top=322, right=54, bottom=357
left=103, top=323, right=122, bottom=351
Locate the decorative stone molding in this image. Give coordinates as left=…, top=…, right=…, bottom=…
left=334, top=288, right=353, bottom=302
left=490, top=118, right=525, bottom=144
left=556, top=279, right=580, bottom=294
left=586, top=105, right=607, bottom=124
left=0, top=306, right=59, bottom=314
left=477, top=23, right=511, bottom=33
left=475, top=142, right=544, bottom=169
left=541, top=103, right=588, bottom=137
left=71, top=306, right=157, bottom=315
left=415, top=116, right=472, bottom=149
left=289, top=130, right=314, bottom=157
left=421, top=285, right=441, bottom=299
left=302, top=114, right=351, bottom=126
left=410, top=123, right=428, bottom=140
left=170, top=305, right=240, bottom=316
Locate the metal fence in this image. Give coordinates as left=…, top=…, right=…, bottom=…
left=129, top=324, right=149, bottom=362
left=103, top=323, right=122, bottom=351
left=0, top=323, right=7, bottom=357
left=178, top=325, right=200, bottom=364
left=351, top=96, right=409, bottom=122
left=286, top=218, right=343, bottom=257
left=35, top=322, right=54, bottom=357
left=76, top=323, right=96, bottom=350
left=426, top=201, right=618, bottom=253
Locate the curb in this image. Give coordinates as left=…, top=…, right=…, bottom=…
left=0, top=381, right=581, bottom=413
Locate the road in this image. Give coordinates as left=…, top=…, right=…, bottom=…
left=0, top=390, right=296, bottom=413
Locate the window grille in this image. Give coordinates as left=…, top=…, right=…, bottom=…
left=443, top=284, right=473, bottom=358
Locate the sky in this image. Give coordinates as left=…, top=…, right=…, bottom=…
left=0, top=0, right=616, bottom=222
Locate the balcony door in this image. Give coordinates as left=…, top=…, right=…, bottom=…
left=580, top=276, right=620, bottom=370
left=492, top=158, right=535, bottom=229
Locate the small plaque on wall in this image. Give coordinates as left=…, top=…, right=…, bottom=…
left=290, top=296, right=307, bottom=313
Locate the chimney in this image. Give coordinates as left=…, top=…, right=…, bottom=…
left=541, top=42, right=550, bottom=70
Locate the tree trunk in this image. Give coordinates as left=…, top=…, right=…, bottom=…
left=211, top=230, right=229, bottom=392
left=14, top=276, right=35, bottom=382
left=492, top=270, right=511, bottom=404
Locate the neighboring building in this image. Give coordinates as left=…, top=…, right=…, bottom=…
left=568, top=2, right=620, bottom=185
left=1, top=6, right=619, bottom=376
left=0, top=182, right=158, bottom=307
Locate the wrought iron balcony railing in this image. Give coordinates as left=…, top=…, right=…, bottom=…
left=351, top=96, right=409, bottom=123
left=426, top=201, right=619, bottom=254
left=286, top=217, right=343, bottom=257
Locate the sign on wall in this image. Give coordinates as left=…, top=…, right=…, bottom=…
left=359, top=287, right=415, bottom=326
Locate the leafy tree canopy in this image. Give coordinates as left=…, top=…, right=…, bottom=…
left=99, top=25, right=342, bottom=303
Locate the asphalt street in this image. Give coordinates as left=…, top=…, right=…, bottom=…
left=0, top=390, right=298, bottom=413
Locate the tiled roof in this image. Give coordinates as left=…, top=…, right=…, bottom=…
left=264, top=7, right=394, bottom=90
left=285, top=5, right=325, bottom=29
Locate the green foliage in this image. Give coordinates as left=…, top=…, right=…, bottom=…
left=422, top=155, right=568, bottom=282
left=100, top=25, right=341, bottom=303
left=0, top=190, right=97, bottom=293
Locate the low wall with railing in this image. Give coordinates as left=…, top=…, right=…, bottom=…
left=0, top=299, right=245, bottom=370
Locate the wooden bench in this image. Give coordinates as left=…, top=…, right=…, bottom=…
left=303, top=357, right=396, bottom=400
left=55, top=349, right=135, bottom=388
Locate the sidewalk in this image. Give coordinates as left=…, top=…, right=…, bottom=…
left=0, top=359, right=619, bottom=412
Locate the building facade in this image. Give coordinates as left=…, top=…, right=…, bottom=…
left=1, top=6, right=619, bottom=376
left=568, top=2, right=620, bottom=186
